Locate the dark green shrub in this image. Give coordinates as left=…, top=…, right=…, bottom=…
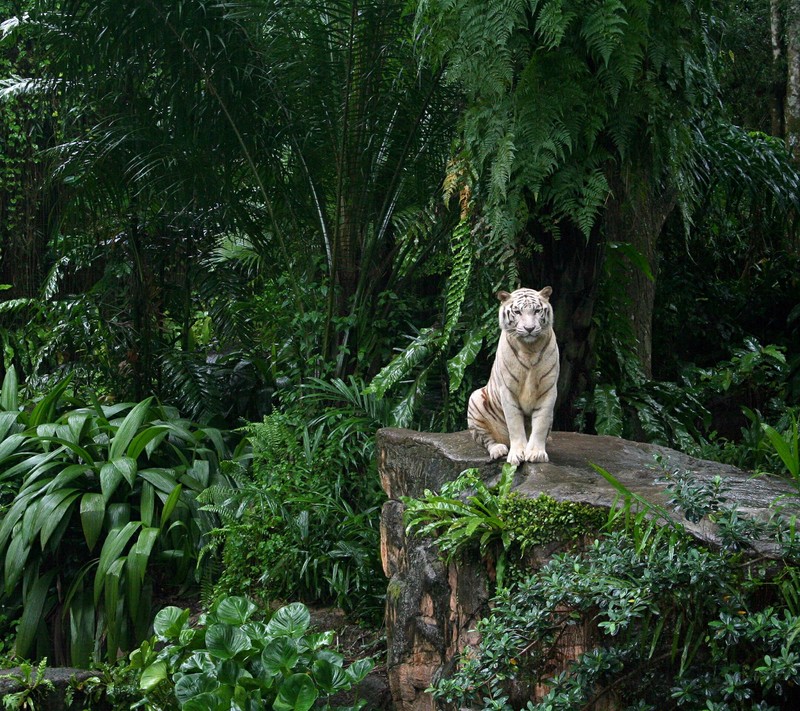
left=210, top=400, right=385, bottom=622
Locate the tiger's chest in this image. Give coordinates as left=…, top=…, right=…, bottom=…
left=498, top=334, right=557, bottom=413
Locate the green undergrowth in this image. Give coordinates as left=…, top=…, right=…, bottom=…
left=403, top=464, right=606, bottom=588
left=204, top=405, right=386, bottom=624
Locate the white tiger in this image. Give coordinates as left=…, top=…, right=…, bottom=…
left=468, top=287, right=559, bottom=464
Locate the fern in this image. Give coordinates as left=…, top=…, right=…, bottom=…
left=416, top=0, right=720, bottom=252
left=366, top=327, right=439, bottom=399
left=441, top=210, right=474, bottom=345
left=580, top=0, right=628, bottom=67
left=534, top=0, right=578, bottom=48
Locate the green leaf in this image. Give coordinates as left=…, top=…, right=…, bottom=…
left=4, top=533, right=31, bottom=594
left=159, top=483, right=183, bottom=530
left=1, top=366, right=18, bottom=411
left=366, top=328, right=438, bottom=399
left=109, top=398, right=153, bottom=460
left=200, top=427, right=228, bottom=461
left=391, top=367, right=430, bottom=429
left=140, top=481, right=155, bottom=527
left=345, top=657, right=374, bottom=684
left=185, top=460, right=210, bottom=490
left=262, top=637, right=300, bottom=674
left=34, top=436, right=94, bottom=465
left=94, top=521, right=140, bottom=604
left=762, top=423, right=800, bottom=478
left=47, top=463, right=92, bottom=490
left=105, top=557, right=125, bottom=661
left=593, top=384, right=624, bottom=436
left=28, top=375, right=71, bottom=428
left=175, top=673, right=221, bottom=705
left=105, top=502, right=131, bottom=530
left=126, top=424, right=169, bottom=460
left=15, top=570, right=56, bottom=658
left=69, top=587, right=95, bottom=668
left=206, top=623, right=252, bottom=660
left=312, top=658, right=349, bottom=693
left=182, top=691, right=229, bottom=711
left=39, top=489, right=81, bottom=549
left=139, top=661, right=168, bottom=691
left=0, top=431, right=25, bottom=464
left=447, top=328, right=484, bottom=394
left=273, top=673, right=318, bottom=711
left=100, top=461, right=124, bottom=502
left=0, top=493, right=33, bottom=552
left=80, top=493, right=106, bottom=551
left=139, top=468, right=180, bottom=495
left=126, top=527, right=160, bottom=621
left=114, top=456, right=138, bottom=486
left=153, top=606, right=190, bottom=641
left=267, top=603, right=311, bottom=638
left=215, top=596, right=258, bottom=626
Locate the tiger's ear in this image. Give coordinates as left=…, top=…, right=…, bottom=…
left=538, top=286, right=553, bottom=300
left=496, top=291, right=511, bottom=303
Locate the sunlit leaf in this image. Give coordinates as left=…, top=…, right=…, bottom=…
left=266, top=603, right=311, bottom=638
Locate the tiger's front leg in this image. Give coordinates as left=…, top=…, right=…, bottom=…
left=524, top=391, right=556, bottom=463
left=501, top=394, right=528, bottom=465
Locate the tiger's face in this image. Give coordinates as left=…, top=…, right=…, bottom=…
left=497, top=287, right=553, bottom=343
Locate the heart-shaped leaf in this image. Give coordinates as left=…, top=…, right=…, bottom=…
left=206, top=623, right=252, bottom=660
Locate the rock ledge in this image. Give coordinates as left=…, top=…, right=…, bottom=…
left=378, top=428, right=797, bottom=711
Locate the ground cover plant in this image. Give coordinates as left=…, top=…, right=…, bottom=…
left=130, top=596, right=373, bottom=711
left=207, top=383, right=389, bottom=624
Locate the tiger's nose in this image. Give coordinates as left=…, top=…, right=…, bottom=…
left=524, top=325, right=535, bottom=333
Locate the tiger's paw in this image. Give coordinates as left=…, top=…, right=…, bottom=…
left=488, top=443, right=508, bottom=460
left=524, top=446, right=549, bottom=463
left=507, top=446, right=526, bottom=465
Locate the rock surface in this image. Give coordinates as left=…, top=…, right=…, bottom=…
left=0, top=667, right=101, bottom=710
left=378, top=428, right=798, bottom=711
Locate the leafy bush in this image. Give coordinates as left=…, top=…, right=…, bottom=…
left=0, top=369, right=237, bottom=665
left=210, top=397, right=385, bottom=622
left=432, top=472, right=800, bottom=710
left=131, top=596, right=373, bottom=711
left=580, top=336, right=797, bottom=470
left=761, top=414, right=800, bottom=483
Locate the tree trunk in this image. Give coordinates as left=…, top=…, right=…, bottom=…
left=771, top=0, right=787, bottom=137
left=604, top=167, right=676, bottom=379
left=519, top=221, right=605, bottom=430
left=786, top=0, right=800, bottom=159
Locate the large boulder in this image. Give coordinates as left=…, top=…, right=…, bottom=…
left=378, top=428, right=796, bottom=711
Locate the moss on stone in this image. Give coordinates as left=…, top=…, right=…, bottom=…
left=499, top=493, right=606, bottom=551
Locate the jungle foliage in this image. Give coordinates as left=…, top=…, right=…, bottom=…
left=0, top=0, right=797, bottom=699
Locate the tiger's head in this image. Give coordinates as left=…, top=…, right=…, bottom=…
left=497, top=287, right=553, bottom=343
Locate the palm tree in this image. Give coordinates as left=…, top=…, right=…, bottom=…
left=13, top=0, right=456, bottom=387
